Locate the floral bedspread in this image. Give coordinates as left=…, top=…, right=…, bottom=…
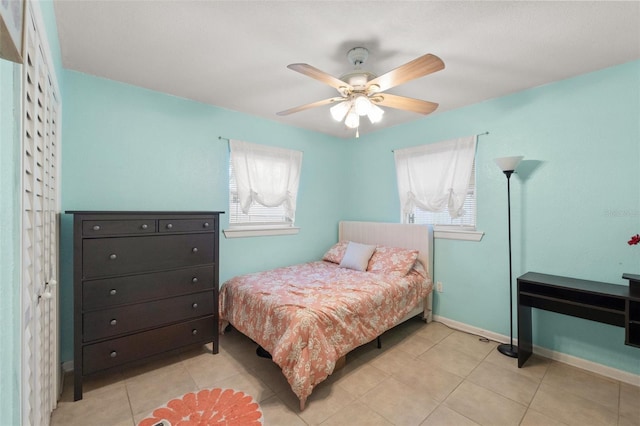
left=219, top=260, right=432, bottom=407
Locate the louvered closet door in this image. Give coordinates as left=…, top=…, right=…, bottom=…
left=21, top=3, right=61, bottom=425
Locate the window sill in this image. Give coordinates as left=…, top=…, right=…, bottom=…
left=223, top=226, right=300, bottom=238
left=434, top=228, right=484, bottom=241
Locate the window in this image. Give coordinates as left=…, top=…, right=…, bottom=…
left=228, top=161, right=291, bottom=227
left=224, top=140, right=302, bottom=238
left=406, top=161, right=476, bottom=229
left=395, top=136, right=483, bottom=241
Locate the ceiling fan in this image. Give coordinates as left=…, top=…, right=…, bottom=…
left=277, top=47, right=445, bottom=134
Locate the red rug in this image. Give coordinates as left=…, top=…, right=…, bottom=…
left=138, top=388, right=263, bottom=426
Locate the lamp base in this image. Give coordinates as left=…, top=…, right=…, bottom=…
left=497, top=343, right=518, bottom=358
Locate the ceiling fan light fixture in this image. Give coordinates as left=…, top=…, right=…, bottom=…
left=354, top=95, right=372, bottom=116
left=367, top=104, right=384, bottom=124
left=344, top=108, right=360, bottom=129
left=330, top=101, right=350, bottom=122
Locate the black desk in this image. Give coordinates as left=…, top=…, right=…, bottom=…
left=517, top=272, right=640, bottom=368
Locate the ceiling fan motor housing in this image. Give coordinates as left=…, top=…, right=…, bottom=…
left=341, top=71, right=376, bottom=89
left=341, top=47, right=377, bottom=90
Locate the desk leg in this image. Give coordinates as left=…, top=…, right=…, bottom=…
left=518, top=302, right=532, bottom=368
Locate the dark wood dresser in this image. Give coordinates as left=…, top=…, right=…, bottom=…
left=67, top=211, right=223, bottom=401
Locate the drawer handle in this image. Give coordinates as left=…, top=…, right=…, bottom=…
left=141, top=224, right=148, bottom=230
left=192, top=247, right=198, bottom=253
left=110, top=351, right=117, bottom=358
left=192, top=329, right=198, bottom=335
left=109, top=289, right=117, bottom=296
left=92, top=225, right=101, bottom=231
left=192, top=303, right=198, bottom=309
left=203, top=222, right=210, bottom=228
left=109, top=254, right=117, bottom=260
left=110, top=319, right=117, bottom=326
left=166, top=223, right=173, bottom=229
left=192, top=277, right=198, bottom=284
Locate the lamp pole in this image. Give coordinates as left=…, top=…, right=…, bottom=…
left=494, top=156, right=523, bottom=359
left=497, top=169, right=517, bottom=358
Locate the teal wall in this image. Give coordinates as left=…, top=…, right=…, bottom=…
left=2, top=6, right=638, bottom=419
left=58, top=61, right=640, bottom=376
left=348, top=60, right=640, bottom=374
left=59, top=70, right=351, bottom=361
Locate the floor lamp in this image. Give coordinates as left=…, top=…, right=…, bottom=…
left=494, top=156, right=524, bottom=358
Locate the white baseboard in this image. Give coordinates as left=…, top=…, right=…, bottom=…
left=433, top=315, right=640, bottom=387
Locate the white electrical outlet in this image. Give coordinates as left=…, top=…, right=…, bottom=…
left=436, top=281, right=443, bottom=293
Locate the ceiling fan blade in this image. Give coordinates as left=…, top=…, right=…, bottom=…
left=287, top=63, right=353, bottom=92
left=367, top=54, right=444, bottom=93
left=374, top=93, right=439, bottom=115
left=277, top=97, right=344, bottom=116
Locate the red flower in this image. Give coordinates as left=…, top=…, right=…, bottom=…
left=629, top=234, right=640, bottom=246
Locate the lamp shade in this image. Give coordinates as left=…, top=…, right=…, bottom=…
left=354, top=95, right=372, bottom=116
left=330, top=101, right=351, bottom=122
left=494, top=156, right=524, bottom=172
left=344, top=108, right=360, bottom=129
left=367, top=104, right=384, bottom=124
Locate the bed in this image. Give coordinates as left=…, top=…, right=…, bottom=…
left=219, top=221, right=434, bottom=410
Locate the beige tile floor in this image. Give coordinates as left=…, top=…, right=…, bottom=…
left=52, top=319, right=640, bottom=426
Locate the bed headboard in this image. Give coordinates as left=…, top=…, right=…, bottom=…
left=338, top=221, right=434, bottom=280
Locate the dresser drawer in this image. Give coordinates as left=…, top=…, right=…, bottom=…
left=82, top=316, right=214, bottom=375
left=82, top=233, right=215, bottom=278
left=83, top=291, right=214, bottom=342
left=82, top=266, right=215, bottom=310
left=83, top=219, right=156, bottom=236
left=159, top=218, right=216, bottom=233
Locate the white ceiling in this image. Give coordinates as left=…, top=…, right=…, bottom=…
left=53, top=1, right=640, bottom=138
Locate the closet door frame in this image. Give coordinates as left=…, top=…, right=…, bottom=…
left=20, top=1, right=62, bottom=424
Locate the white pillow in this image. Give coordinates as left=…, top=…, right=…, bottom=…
left=339, top=242, right=376, bottom=272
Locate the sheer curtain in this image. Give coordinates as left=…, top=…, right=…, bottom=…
left=394, top=136, right=477, bottom=219
left=230, top=140, right=303, bottom=222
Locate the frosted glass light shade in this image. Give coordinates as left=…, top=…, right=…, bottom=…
left=354, top=95, right=372, bottom=116
left=367, top=104, right=384, bottom=124
left=344, top=109, right=360, bottom=129
left=330, top=101, right=351, bottom=122
left=494, top=156, right=524, bottom=172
